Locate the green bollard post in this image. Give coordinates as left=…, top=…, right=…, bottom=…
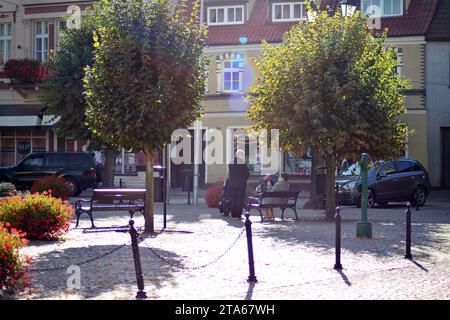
left=356, top=153, right=372, bottom=238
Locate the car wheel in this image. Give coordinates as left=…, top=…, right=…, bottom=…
left=355, top=190, right=375, bottom=208
left=64, top=177, right=80, bottom=197
left=411, top=186, right=427, bottom=207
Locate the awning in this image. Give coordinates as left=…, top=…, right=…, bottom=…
left=0, top=115, right=59, bottom=127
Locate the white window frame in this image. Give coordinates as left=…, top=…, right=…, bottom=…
left=56, top=20, right=67, bottom=52
left=361, top=0, right=403, bottom=17
left=0, top=22, right=12, bottom=67
left=207, top=5, right=245, bottom=26
left=395, top=47, right=403, bottom=77
left=34, top=20, right=49, bottom=62
left=272, top=2, right=307, bottom=22
left=222, top=59, right=243, bottom=92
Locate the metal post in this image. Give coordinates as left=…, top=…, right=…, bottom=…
left=356, top=153, right=372, bottom=238
left=129, top=220, right=147, bottom=299
left=187, top=191, right=191, bottom=205
left=335, top=182, right=339, bottom=207
left=405, top=202, right=413, bottom=260
left=334, top=206, right=343, bottom=270
left=119, top=178, right=123, bottom=188
left=244, top=213, right=258, bottom=283
left=163, top=165, right=167, bottom=229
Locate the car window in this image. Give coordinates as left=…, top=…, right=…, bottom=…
left=396, top=161, right=414, bottom=174
left=45, top=155, right=67, bottom=168
left=411, top=163, right=421, bottom=172
left=20, top=156, right=44, bottom=170
left=68, top=156, right=86, bottom=167
left=379, top=162, right=396, bottom=175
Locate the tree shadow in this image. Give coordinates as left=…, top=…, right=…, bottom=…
left=19, top=242, right=183, bottom=300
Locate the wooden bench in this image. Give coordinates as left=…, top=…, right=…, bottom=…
left=246, top=191, right=300, bottom=222
left=74, top=188, right=146, bottom=228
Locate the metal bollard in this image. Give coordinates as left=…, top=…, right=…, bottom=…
left=244, top=213, right=258, bottom=283
left=405, top=202, right=413, bottom=260
left=120, top=178, right=123, bottom=188
left=129, top=220, right=147, bottom=299
left=334, top=206, right=343, bottom=270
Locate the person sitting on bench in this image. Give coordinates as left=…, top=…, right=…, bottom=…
left=263, top=173, right=290, bottom=221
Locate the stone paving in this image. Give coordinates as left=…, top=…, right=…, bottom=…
left=10, top=190, right=450, bottom=300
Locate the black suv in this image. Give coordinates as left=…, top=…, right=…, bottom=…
left=0, top=152, right=97, bottom=196
left=336, top=158, right=431, bottom=208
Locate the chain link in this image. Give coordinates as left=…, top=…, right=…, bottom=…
left=142, top=227, right=246, bottom=270
left=30, top=225, right=145, bottom=273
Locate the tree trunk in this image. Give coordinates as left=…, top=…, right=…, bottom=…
left=325, top=156, right=336, bottom=221
left=144, top=144, right=154, bottom=233
left=102, top=145, right=117, bottom=188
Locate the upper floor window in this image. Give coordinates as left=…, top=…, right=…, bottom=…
left=0, top=22, right=12, bottom=67
left=223, top=59, right=243, bottom=92
left=208, top=5, right=244, bottom=25
left=56, top=20, right=67, bottom=52
left=361, top=0, right=403, bottom=17
left=272, top=2, right=307, bottom=22
left=35, top=21, right=49, bottom=62
left=394, top=47, right=403, bottom=77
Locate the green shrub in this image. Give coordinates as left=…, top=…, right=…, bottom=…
left=0, top=222, right=32, bottom=296
left=0, top=183, right=16, bottom=197
left=0, top=193, right=74, bottom=240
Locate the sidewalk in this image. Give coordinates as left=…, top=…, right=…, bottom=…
left=14, top=190, right=450, bottom=300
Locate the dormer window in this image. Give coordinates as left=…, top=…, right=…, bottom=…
left=207, top=5, right=244, bottom=26
left=272, top=2, right=307, bottom=22
left=361, top=0, right=403, bottom=17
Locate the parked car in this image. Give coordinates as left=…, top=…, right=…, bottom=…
left=0, top=152, right=97, bottom=197
left=336, top=158, right=430, bottom=208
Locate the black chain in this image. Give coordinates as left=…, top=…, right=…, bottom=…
left=32, top=241, right=131, bottom=273
left=142, top=227, right=246, bottom=270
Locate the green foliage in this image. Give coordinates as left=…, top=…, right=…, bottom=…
left=0, top=193, right=74, bottom=240
left=40, top=5, right=103, bottom=146
left=247, top=10, right=412, bottom=163
left=0, top=183, right=16, bottom=197
left=84, top=0, right=207, bottom=151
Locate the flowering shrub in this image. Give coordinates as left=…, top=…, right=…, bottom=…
left=204, top=178, right=224, bottom=208
left=0, top=222, right=32, bottom=295
left=4, top=58, right=49, bottom=83
left=0, top=193, right=74, bottom=240
left=0, top=183, right=17, bottom=197
left=31, top=175, right=71, bottom=200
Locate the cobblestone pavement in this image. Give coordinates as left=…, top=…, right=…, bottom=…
left=11, top=191, right=450, bottom=300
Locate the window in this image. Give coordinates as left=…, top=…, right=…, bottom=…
left=45, top=155, right=67, bottom=168
left=395, top=161, right=413, bottom=173
left=272, top=2, right=307, bottom=22
left=223, top=60, right=242, bottom=92
left=361, top=0, right=403, bottom=17
left=208, top=6, right=244, bottom=25
left=56, top=20, right=67, bottom=52
left=0, top=22, right=12, bottom=67
left=394, top=47, right=403, bottom=77
left=378, top=161, right=396, bottom=175
left=35, top=21, right=49, bottom=62
left=20, top=156, right=44, bottom=170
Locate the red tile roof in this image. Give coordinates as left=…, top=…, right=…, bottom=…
left=320, top=0, right=440, bottom=37
left=205, top=0, right=297, bottom=46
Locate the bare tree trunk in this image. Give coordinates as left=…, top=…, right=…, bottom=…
left=325, top=156, right=336, bottom=221
left=144, top=144, right=154, bottom=233
left=102, top=145, right=117, bottom=188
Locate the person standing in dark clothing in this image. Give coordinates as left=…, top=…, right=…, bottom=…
left=228, top=150, right=250, bottom=219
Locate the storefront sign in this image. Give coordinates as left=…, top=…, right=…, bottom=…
left=17, top=142, right=31, bottom=155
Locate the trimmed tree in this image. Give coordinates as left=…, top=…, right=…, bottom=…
left=41, top=6, right=119, bottom=189
left=247, top=9, right=412, bottom=220
left=84, top=0, right=207, bottom=232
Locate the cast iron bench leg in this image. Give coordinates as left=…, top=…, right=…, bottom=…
left=88, top=210, right=95, bottom=228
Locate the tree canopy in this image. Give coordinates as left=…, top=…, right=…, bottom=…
left=247, top=9, right=412, bottom=218
left=84, top=0, right=207, bottom=232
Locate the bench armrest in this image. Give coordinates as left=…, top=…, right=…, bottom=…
left=75, top=199, right=92, bottom=212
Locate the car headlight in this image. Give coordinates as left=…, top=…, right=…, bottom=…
left=339, top=180, right=357, bottom=192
